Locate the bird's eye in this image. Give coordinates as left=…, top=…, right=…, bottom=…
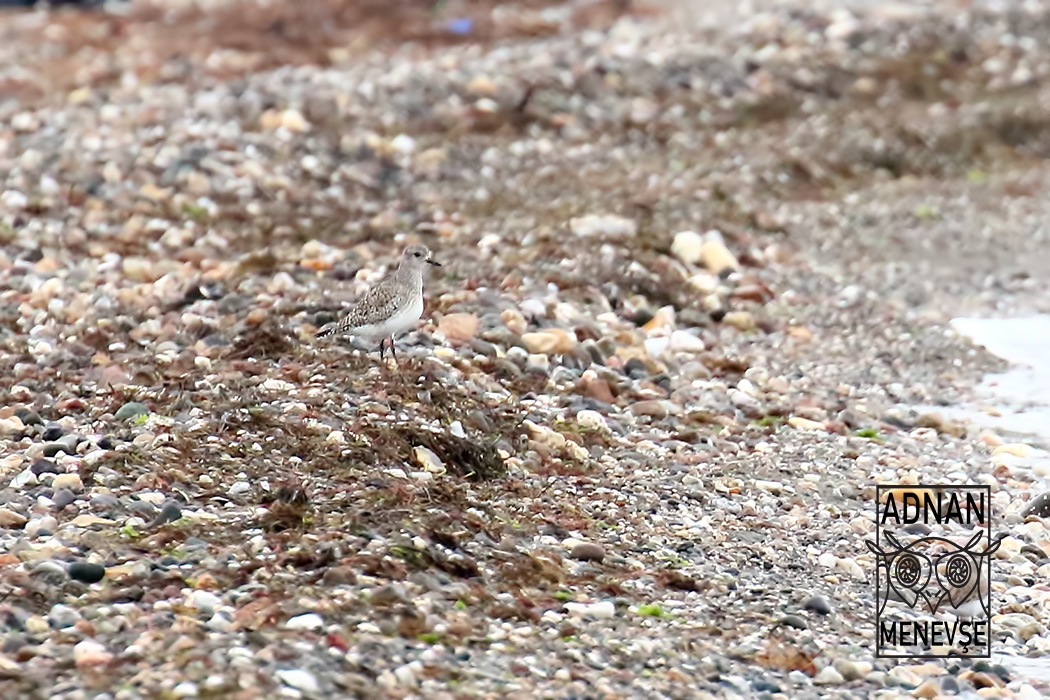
left=414, top=252, right=421, bottom=257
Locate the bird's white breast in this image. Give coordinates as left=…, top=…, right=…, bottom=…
left=352, top=292, right=424, bottom=340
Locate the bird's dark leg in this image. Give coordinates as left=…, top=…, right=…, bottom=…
left=389, top=337, right=397, bottom=362
left=379, top=338, right=386, bottom=360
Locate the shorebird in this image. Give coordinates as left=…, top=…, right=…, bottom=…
left=316, top=245, right=440, bottom=360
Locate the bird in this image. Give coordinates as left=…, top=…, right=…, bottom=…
left=316, top=245, right=440, bottom=360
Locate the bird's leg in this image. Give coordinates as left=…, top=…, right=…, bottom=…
left=390, top=337, right=397, bottom=362
left=378, top=338, right=386, bottom=361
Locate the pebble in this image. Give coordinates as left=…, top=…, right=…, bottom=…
left=671, top=230, right=704, bottom=264
left=803, top=594, right=832, bottom=615
left=570, top=542, right=606, bottom=562
left=722, top=311, right=756, bottom=331
left=286, top=613, right=325, bottom=631
left=813, top=666, right=844, bottom=685
left=569, top=214, right=637, bottom=238
left=780, top=614, right=808, bottom=630
left=564, top=601, right=616, bottom=620
left=521, top=329, right=577, bottom=355
left=438, top=313, right=479, bottom=344
left=276, top=669, right=320, bottom=694
left=114, top=401, right=150, bottom=421
left=413, top=446, right=447, bottom=474
left=73, top=639, right=113, bottom=668
left=52, top=473, right=84, bottom=492
left=69, top=562, right=106, bottom=584
left=0, top=506, right=28, bottom=527
left=48, top=604, right=81, bottom=629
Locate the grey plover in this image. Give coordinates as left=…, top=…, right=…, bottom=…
left=316, top=245, right=440, bottom=360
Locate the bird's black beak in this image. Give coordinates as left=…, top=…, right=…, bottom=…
left=427, top=259, right=441, bottom=267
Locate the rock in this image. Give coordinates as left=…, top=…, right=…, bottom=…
left=521, top=329, right=577, bottom=355
left=52, top=473, right=83, bottom=492
left=912, top=679, right=940, bottom=699
left=0, top=507, right=27, bottom=528
left=916, top=412, right=964, bottom=437
left=31, top=458, right=60, bottom=475
left=501, top=309, right=527, bottom=335
left=833, top=659, right=865, bottom=681
left=803, top=595, right=832, bottom=615
left=671, top=230, right=704, bottom=264
left=788, top=416, right=826, bottom=431
left=48, top=604, right=81, bottom=629
left=188, top=590, right=221, bottom=616
left=564, top=601, right=615, bottom=619
left=437, top=313, right=479, bottom=344
left=69, top=562, right=106, bottom=584
left=114, top=402, right=149, bottom=421
left=780, top=614, right=808, bottom=630
left=700, top=231, right=739, bottom=274
left=286, top=613, right=325, bottom=631
left=413, top=446, right=446, bottom=475
left=667, top=330, right=706, bottom=353
left=150, top=501, right=183, bottom=527
left=570, top=542, right=606, bottom=562
left=276, top=669, right=320, bottom=694
left=42, top=423, right=65, bottom=441
left=569, top=214, right=636, bottom=239
left=628, top=400, right=674, bottom=419
left=813, top=666, right=844, bottom=685
left=723, top=311, right=756, bottom=331
left=73, top=639, right=113, bottom=668
left=1022, top=491, right=1050, bottom=519
left=53, top=489, right=76, bottom=509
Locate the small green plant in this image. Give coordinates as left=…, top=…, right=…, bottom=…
left=182, top=203, right=210, bottom=222
left=554, top=591, right=574, bottom=602
left=913, top=204, right=940, bottom=220
left=133, top=413, right=151, bottom=425
left=120, top=524, right=140, bottom=539
left=454, top=599, right=468, bottom=611
left=754, top=415, right=784, bottom=428
left=417, top=632, right=441, bottom=644
left=856, top=428, right=881, bottom=439
left=637, top=603, right=665, bottom=617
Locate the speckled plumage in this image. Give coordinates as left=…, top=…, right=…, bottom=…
left=316, top=245, right=439, bottom=359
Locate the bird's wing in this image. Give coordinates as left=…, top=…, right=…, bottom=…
left=316, top=274, right=407, bottom=338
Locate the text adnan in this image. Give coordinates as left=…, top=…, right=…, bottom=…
left=881, top=490, right=985, bottom=526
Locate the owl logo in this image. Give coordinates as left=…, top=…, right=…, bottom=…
left=865, top=530, right=1001, bottom=616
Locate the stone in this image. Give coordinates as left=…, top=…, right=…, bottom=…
left=629, top=400, right=679, bottom=419
left=1022, top=491, right=1050, bottom=519
left=0, top=507, right=27, bottom=528
left=911, top=679, right=940, bottom=699
left=276, top=669, right=319, bottom=694
left=437, top=313, right=479, bottom=344
left=501, top=308, right=527, bottom=335
left=780, top=614, right=808, bottom=630
left=521, top=329, right=576, bottom=355
left=671, top=230, right=704, bottom=264
left=813, top=666, right=844, bottom=685
left=286, top=613, right=325, bottom=631
left=564, top=601, right=615, bottom=619
left=52, top=473, right=83, bottom=492
left=413, top=446, right=446, bottom=475
left=723, top=311, right=756, bottom=331
left=48, top=604, right=81, bottom=629
left=114, top=402, right=149, bottom=421
left=570, top=542, right=606, bottom=562
left=73, top=639, right=113, bottom=668
left=69, top=562, right=106, bottom=584
left=788, top=416, right=826, bottom=431
left=700, top=231, right=739, bottom=274
left=803, top=595, right=831, bottom=615
left=569, top=214, right=636, bottom=239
